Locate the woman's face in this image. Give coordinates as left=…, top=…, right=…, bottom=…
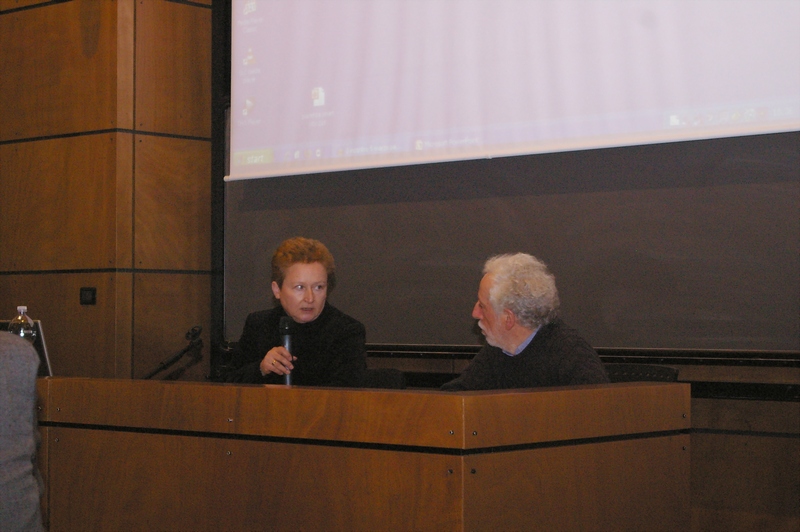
left=272, top=262, right=328, bottom=323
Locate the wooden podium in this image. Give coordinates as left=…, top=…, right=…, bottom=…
left=37, top=378, right=690, bottom=531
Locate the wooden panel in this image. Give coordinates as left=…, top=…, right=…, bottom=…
left=134, top=135, right=211, bottom=270
left=233, top=386, right=464, bottom=447
left=691, top=432, right=800, bottom=532
left=0, top=273, right=125, bottom=378
left=39, top=378, right=692, bottom=450
left=133, top=273, right=211, bottom=380
left=690, top=397, right=800, bottom=532
left=46, top=427, right=462, bottom=532
left=693, top=398, right=800, bottom=434
left=0, top=0, right=49, bottom=10
left=36, top=378, right=48, bottom=418
left=677, top=364, right=800, bottom=384
left=692, top=508, right=799, bottom=532
left=0, top=135, right=121, bottom=271
left=464, top=434, right=691, bottom=531
left=39, top=380, right=691, bottom=530
left=135, top=0, right=211, bottom=137
left=463, top=382, right=691, bottom=448
left=0, top=1, right=120, bottom=140
left=46, top=379, right=240, bottom=434
left=114, top=271, right=133, bottom=378
left=115, top=0, right=135, bottom=130
left=116, top=133, right=134, bottom=268
left=41, top=378, right=465, bottom=448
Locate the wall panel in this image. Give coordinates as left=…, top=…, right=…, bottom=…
left=46, top=426, right=461, bottom=532
left=690, top=396, right=799, bottom=531
left=133, top=273, right=211, bottom=381
left=135, top=0, right=211, bottom=137
left=0, top=0, right=120, bottom=140
left=115, top=133, right=135, bottom=269
left=1, top=0, right=212, bottom=384
left=465, top=435, right=690, bottom=531
left=677, top=365, right=800, bottom=385
left=691, top=432, right=799, bottom=531
left=115, top=0, right=135, bottom=130
left=693, top=398, right=799, bottom=434
left=113, top=272, right=133, bottom=378
left=0, top=135, right=121, bottom=271
left=0, top=272, right=123, bottom=378
left=134, top=135, right=211, bottom=270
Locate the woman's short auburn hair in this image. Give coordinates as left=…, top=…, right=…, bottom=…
left=271, top=237, right=336, bottom=290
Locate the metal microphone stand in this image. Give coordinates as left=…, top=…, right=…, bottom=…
left=142, top=326, right=203, bottom=380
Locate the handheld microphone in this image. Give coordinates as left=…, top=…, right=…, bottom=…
left=279, top=316, right=292, bottom=386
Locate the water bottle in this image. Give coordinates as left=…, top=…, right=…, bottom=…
left=8, top=306, right=37, bottom=343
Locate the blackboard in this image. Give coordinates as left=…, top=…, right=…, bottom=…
left=224, top=132, right=799, bottom=351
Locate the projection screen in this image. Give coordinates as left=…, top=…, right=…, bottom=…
left=227, top=0, right=799, bottom=181
left=224, top=0, right=799, bottom=351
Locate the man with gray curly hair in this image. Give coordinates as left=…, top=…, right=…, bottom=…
left=441, top=253, right=608, bottom=390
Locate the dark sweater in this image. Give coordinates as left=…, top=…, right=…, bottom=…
left=224, top=303, right=367, bottom=387
left=440, top=319, right=609, bottom=391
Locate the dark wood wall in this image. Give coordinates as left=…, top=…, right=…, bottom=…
left=0, top=0, right=212, bottom=380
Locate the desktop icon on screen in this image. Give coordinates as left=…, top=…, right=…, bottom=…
left=243, top=48, right=255, bottom=66
left=243, top=98, right=255, bottom=116
left=312, top=87, right=326, bottom=107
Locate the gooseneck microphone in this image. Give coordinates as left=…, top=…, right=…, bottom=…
left=279, top=316, right=292, bottom=385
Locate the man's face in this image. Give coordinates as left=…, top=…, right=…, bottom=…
left=272, top=262, right=328, bottom=323
left=472, top=274, right=505, bottom=348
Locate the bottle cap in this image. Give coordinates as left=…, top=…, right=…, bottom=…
left=17, top=305, right=27, bottom=313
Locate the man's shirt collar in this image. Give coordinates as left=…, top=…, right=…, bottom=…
left=503, top=326, right=540, bottom=357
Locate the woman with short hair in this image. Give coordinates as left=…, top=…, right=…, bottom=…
left=224, top=237, right=367, bottom=387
